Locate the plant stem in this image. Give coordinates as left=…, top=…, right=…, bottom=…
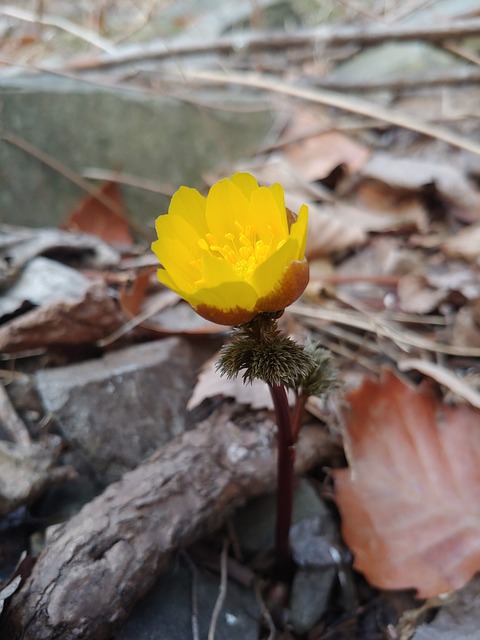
left=269, top=383, right=295, bottom=579
left=291, top=392, right=308, bottom=441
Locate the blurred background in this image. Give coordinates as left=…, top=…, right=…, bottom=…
left=1, top=0, right=479, bottom=232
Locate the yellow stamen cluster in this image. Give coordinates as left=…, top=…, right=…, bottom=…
left=197, top=222, right=284, bottom=282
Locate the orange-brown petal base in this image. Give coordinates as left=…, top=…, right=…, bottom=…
left=194, top=259, right=309, bottom=326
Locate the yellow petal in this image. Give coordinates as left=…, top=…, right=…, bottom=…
left=205, top=178, right=250, bottom=238
left=230, top=172, right=259, bottom=199
left=191, top=281, right=259, bottom=325
left=290, top=204, right=308, bottom=259
left=190, top=280, right=257, bottom=311
left=155, top=213, right=201, bottom=251
left=156, top=267, right=188, bottom=297
left=152, top=237, right=198, bottom=292
left=268, top=183, right=287, bottom=219
left=254, top=259, right=309, bottom=315
left=168, top=186, right=208, bottom=236
left=251, top=237, right=300, bottom=297
left=199, top=248, right=239, bottom=286
left=248, top=186, right=288, bottom=243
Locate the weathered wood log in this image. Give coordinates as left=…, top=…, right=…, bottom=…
left=1, top=406, right=334, bottom=640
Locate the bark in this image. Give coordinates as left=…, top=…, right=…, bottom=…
left=1, top=406, right=334, bottom=640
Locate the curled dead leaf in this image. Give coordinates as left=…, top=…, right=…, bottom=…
left=442, top=223, right=480, bottom=263
left=62, top=182, right=133, bottom=246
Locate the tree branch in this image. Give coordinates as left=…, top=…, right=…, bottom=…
left=65, top=18, right=480, bottom=71
left=1, top=406, right=333, bottom=640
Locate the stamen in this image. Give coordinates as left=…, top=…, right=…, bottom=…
left=197, top=221, right=274, bottom=278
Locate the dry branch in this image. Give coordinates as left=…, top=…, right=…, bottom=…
left=66, top=18, right=480, bottom=71
left=1, top=407, right=333, bottom=640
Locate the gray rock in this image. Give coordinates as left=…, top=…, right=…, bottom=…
left=0, top=74, right=273, bottom=228
left=233, top=477, right=336, bottom=556
left=289, top=565, right=337, bottom=634
left=288, top=488, right=341, bottom=634
left=117, top=558, right=260, bottom=640
left=35, top=338, right=198, bottom=483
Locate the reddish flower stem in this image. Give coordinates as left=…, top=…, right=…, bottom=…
left=269, top=384, right=295, bottom=579
left=291, top=392, right=308, bottom=441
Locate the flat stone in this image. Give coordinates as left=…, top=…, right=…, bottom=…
left=34, top=338, right=198, bottom=483
left=0, top=74, right=273, bottom=229
left=117, top=559, right=260, bottom=640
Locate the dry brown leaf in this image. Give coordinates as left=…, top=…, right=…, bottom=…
left=442, top=223, right=480, bottom=263
left=118, top=272, right=223, bottom=336
left=452, top=301, right=480, bottom=349
left=398, top=261, right=480, bottom=314
left=306, top=203, right=367, bottom=258
left=334, top=369, right=480, bottom=598
left=230, top=156, right=333, bottom=207
left=0, top=282, right=124, bottom=353
left=187, top=355, right=274, bottom=410
left=343, top=179, right=428, bottom=232
left=397, top=273, right=447, bottom=314
left=62, top=182, right=133, bottom=246
left=353, top=154, right=480, bottom=221
left=327, top=198, right=426, bottom=233
left=282, top=129, right=370, bottom=182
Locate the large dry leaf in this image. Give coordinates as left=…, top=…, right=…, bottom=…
left=334, top=370, right=480, bottom=598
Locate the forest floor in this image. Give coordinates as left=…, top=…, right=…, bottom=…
left=1, top=1, right=480, bottom=639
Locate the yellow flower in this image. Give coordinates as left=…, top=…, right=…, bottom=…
left=152, top=172, right=309, bottom=325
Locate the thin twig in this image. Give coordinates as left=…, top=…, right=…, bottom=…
left=183, top=552, right=200, bottom=640
left=254, top=580, right=276, bottom=640
left=385, top=0, right=438, bottom=22
left=292, top=302, right=480, bottom=357
left=96, top=290, right=180, bottom=348
left=0, top=5, right=116, bottom=52
left=443, top=41, right=480, bottom=67
left=398, top=359, right=480, bottom=409
left=207, top=538, right=229, bottom=640
left=82, top=168, right=175, bottom=196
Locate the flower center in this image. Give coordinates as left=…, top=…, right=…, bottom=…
left=197, top=221, right=283, bottom=279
